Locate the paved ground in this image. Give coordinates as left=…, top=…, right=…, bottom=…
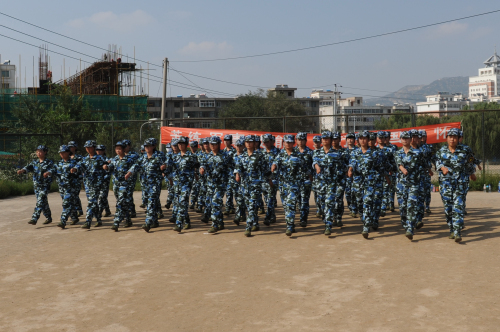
left=0, top=191, right=499, bottom=331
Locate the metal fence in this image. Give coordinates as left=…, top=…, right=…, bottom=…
left=3, top=109, right=499, bottom=178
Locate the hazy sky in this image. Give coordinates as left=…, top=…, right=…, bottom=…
left=1, top=0, right=499, bottom=101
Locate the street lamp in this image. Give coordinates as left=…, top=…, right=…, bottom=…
left=140, top=118, right=159, bottom=142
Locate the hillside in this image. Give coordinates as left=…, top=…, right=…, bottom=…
left=364, top=76, right=469, bottom=106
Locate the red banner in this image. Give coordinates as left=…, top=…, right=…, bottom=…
left=161, top=122, right=461, bottom=149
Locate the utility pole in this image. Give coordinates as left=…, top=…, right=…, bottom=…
left=333, top=84, right=337, bottom=132
left=159, top=57, right=168, bottom=151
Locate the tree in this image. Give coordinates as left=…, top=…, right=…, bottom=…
left=216, top=89, right=315, bottom=133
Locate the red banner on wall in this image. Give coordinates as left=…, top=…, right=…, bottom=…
left=161, top=122, right=461, bottom=149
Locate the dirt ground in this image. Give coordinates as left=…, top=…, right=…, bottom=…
left=0, top=190, right=499, bottom=332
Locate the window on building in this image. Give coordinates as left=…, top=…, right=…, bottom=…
left=200, top=100, right=216, bottom=108
left=216, top=101, right=222, bottom=107
left=201, top=122, right=212, bottom=128
left=1, top=83, right=9, bottom=89
left=288, top=92, right=292, bottom=97
left=1, top=71, right=9, bottom=78
left=174, top=102, right=181, bottom=108
left=174, top=112, right=181, bottom=118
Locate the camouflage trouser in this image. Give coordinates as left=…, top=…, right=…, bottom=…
left=298, top=180, right=312, bottom=222
left=345, top=176, right=354, bottom=214
left=315, top=181, right=327, bottom=221
left=361, top=179, right=384, bottom=232
left=241, top=182, right=261, bottom=230
left=32, top=185, right=52, bottom=221
left=234, top=182, right=246, bottom=220
left=113, top=182, right=132, bottom=226
left=281, top=182, right=300, bottom=229
left=262, top=181, right=277, bottom=221
left=351, top=176, right=364, bottom=217
left=98, top=179, right=111, bottom=218
left=171, top=179, right=180, bottom=219
left=439, top=178, right=466, bottom=236
left=225, top=178, right=235, bottom=210
left=423, top=174, right=432, bottom=209
left=324, top=180, right=346, bottom=226
left=127, top=174, right=137, bottom=215
left=144, top=181, right=162, bottom=226
left=84, top=182, right=101, bottom=223
left=174, top=179, right=193, bottom=226
left=198, top=178, right=207, bottom=209
left=59, top=187, right=77, bottom=226
left=75, top=179, right=83, bottom=213
left=396, top=180, right=419, bottom=233
left=190, top=178, right=201, bottom=206
left=166, top=178, right=174, bottom=205
left=140, top=173, right=147, bottom=205
left=206, top=182, right=226, bottom=228
left=381, top=174, right=396, bottom=211
left=416, top=178, right=426, bottom=223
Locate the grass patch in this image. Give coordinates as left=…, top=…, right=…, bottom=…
left=0, top=180, right=59, bottom=199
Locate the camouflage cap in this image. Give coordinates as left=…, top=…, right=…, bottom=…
left=201, top=138, right=210, bottom=144
left=359, top=130, right=370, bottom=138
left=369, top=132, right=377, bottom=140
left=283, top=134, right=295, bottom=143
left=244, top=135, right=255, bottom=142
left=122, top=139, right=132, bottom=146
left=143, top=138, right=155, bottom=146
left=58, top=145, right=70, bottom=153
left=377, top=131, right=386, bottom=138
left=312, top=135, right=321, bottom=143
left=189, top=140, right=198, bottom=147
left=84, top=140, right=97, bottom=148
left=114, top=141, right=126, bottom=148
left=296, top=132, right=308, bottom=140
left=67, top=141, right=78, bottom=148
left=96, top=144, right=106, bottom=150
left=223, top=134, right=233, bottom=141
left=346, top=132, right=356, bottom=139
left=409, top=129, right=419, bottom=137
left=171, top=138, right=179, bottom=146
left=321, top=131, right=332, bottom=139
left=262, top=133, right=273, bottom=142
left=419, top=130, right=427, bottom=137
left=36, top=145, right=48, bottom=152
left=447, top=128, right=460, bottom=137
left=209, top=136, right=221, bottom=144
left=235, top=138, right=245, bottom=146
left=254, top=135, right=261, bottom=142
left=148, top=138, right=158, bottom=146
left=332, top=131, right=341, bottom=139
left=140, top=145, right=145, bottom=151
left=400, top=131, right=411, bottom=139
left=177, top=136, right=189, bottom=144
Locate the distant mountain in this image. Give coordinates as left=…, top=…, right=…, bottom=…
left=364, top=76, right=469, bottom=106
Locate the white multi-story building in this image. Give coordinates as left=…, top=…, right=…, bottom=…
left=0, top=60, right=16, bottom=90
left=415, top=92, right=473, bottom=117
left=469, top=51, right=500, bottom=100
left=318, top=96, right=412, bottom=132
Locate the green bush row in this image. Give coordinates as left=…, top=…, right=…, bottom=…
left=0, top=180, right=59, bottom=199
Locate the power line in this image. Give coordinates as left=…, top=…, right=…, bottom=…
left=168, top=9, right=500, bottom=62
left=0, top=11, right=458, bottom=98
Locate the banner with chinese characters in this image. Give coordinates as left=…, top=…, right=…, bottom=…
left=161, top=122, right=461, bottom=149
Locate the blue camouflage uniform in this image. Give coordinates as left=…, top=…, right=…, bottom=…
left=232, top=138, right=247, bottom=224
left=123, top=139, right=140, bottom=218
left=79, top=140, right=108, bottom=228
left=196, top=139, right=211, bottom=214
left=138, top=145, right=147, bottom=207
left=435, top=128, right=475, bottom=241
left=379, top=131, right=398, bottom=214
left=349, top=131, right=389, bottom=237
left=96, top=145, right=112, bottom=219
left=311, top=135, right=323, bottom=217
left=106, top=141, right=136, bottom=230
left=222, top=134, right=237, bottom=215
left=261, top=134, right=280, bottom=223
left=68, top=141, right=84, bottom=216
left=50, top=145, right=81, bottom=228
left=129, top=138, right=166, bottom=231
left=394, top=131, right=425, bottom=237
left=188, top=141, right=202, bottom=209
left=295, top=132, right=314, bottom=224
left=418, top=130, right=434, bottom=212
left=200, top=136, right=231, bottom=231
left=170, top=136, right=199, bottom=230
left=312, top=132, right=348, bottom=233
left=272, top=135, right=311, bottom=235
left=235, top=135, right=271, bottom=235
left=343, top=133, right=358, bottom=216
left=22, top=145, right=54, bottom=224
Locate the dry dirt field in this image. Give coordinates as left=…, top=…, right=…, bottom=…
left=0, top=191, right=499, bottom=332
